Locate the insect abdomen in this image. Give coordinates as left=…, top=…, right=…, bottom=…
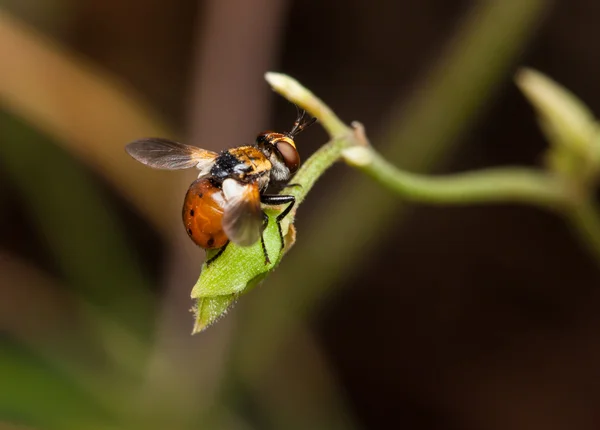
left=183, top=178, right=228, bottom=249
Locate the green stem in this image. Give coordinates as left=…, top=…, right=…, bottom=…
left=566, top=198, right=600, bottom=262
left=348, top=146, right=566, bottom=210
left=268, top=70, right=567, bottom=213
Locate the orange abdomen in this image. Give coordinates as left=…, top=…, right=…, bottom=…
left=182, top=178, right=228, bottom=249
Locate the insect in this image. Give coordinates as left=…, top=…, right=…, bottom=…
left=125, top=107, right=316, bottom=265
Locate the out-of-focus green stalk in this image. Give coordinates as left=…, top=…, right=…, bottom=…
left=233, top=0, right=552, bottom=381
left=513, top=68, right=600, bottom=262
left=0, top=112, right=154, bottom=420
left=567, top=198, right=600, bottom=263
left=0, top=341, right=115, bottom=430
left=0, top=111, right=154, bottom=340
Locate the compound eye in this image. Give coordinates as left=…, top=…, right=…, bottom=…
left=276, top=140, right=300, bottom=173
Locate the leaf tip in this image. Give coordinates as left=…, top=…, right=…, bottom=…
left=191, top=294, right=238, bottom=335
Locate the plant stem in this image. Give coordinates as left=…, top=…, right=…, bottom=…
left=267, top=68, right=567, bottom=215
left=347, top=145, right=566, bottom=210
left=567, top=198, right=600, bottom=263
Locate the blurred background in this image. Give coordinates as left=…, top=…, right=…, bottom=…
left=2, top=0, right=600, bottom=429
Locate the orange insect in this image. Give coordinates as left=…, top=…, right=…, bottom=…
left=125, top=107, right=316, bottom=265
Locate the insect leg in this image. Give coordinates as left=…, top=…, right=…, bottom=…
left=261, top=194, right=295, bottom=250
left=206, top=241, right=229, bottom=266
left=261, top=212, right=271, bottom=265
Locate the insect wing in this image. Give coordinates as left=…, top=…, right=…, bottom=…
left=126, top=138, right=218, bottom=172
left=221, top=179, right=263, bottom=246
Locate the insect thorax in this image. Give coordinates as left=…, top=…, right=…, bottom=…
left=210, top=147, right=271, bottom=185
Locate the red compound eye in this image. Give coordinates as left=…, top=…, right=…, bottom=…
left=276, top=140, right=300, bottom=173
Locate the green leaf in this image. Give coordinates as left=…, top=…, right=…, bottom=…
left=190, top=209, right=292, bottom=333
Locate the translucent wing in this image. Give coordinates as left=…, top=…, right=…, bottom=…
left=221, top=178, right=263, bottom=246
left=126, top=138, right=218, bottom=174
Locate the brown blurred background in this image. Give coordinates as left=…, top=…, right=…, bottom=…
left=2, top=0, right=600, bottom=429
